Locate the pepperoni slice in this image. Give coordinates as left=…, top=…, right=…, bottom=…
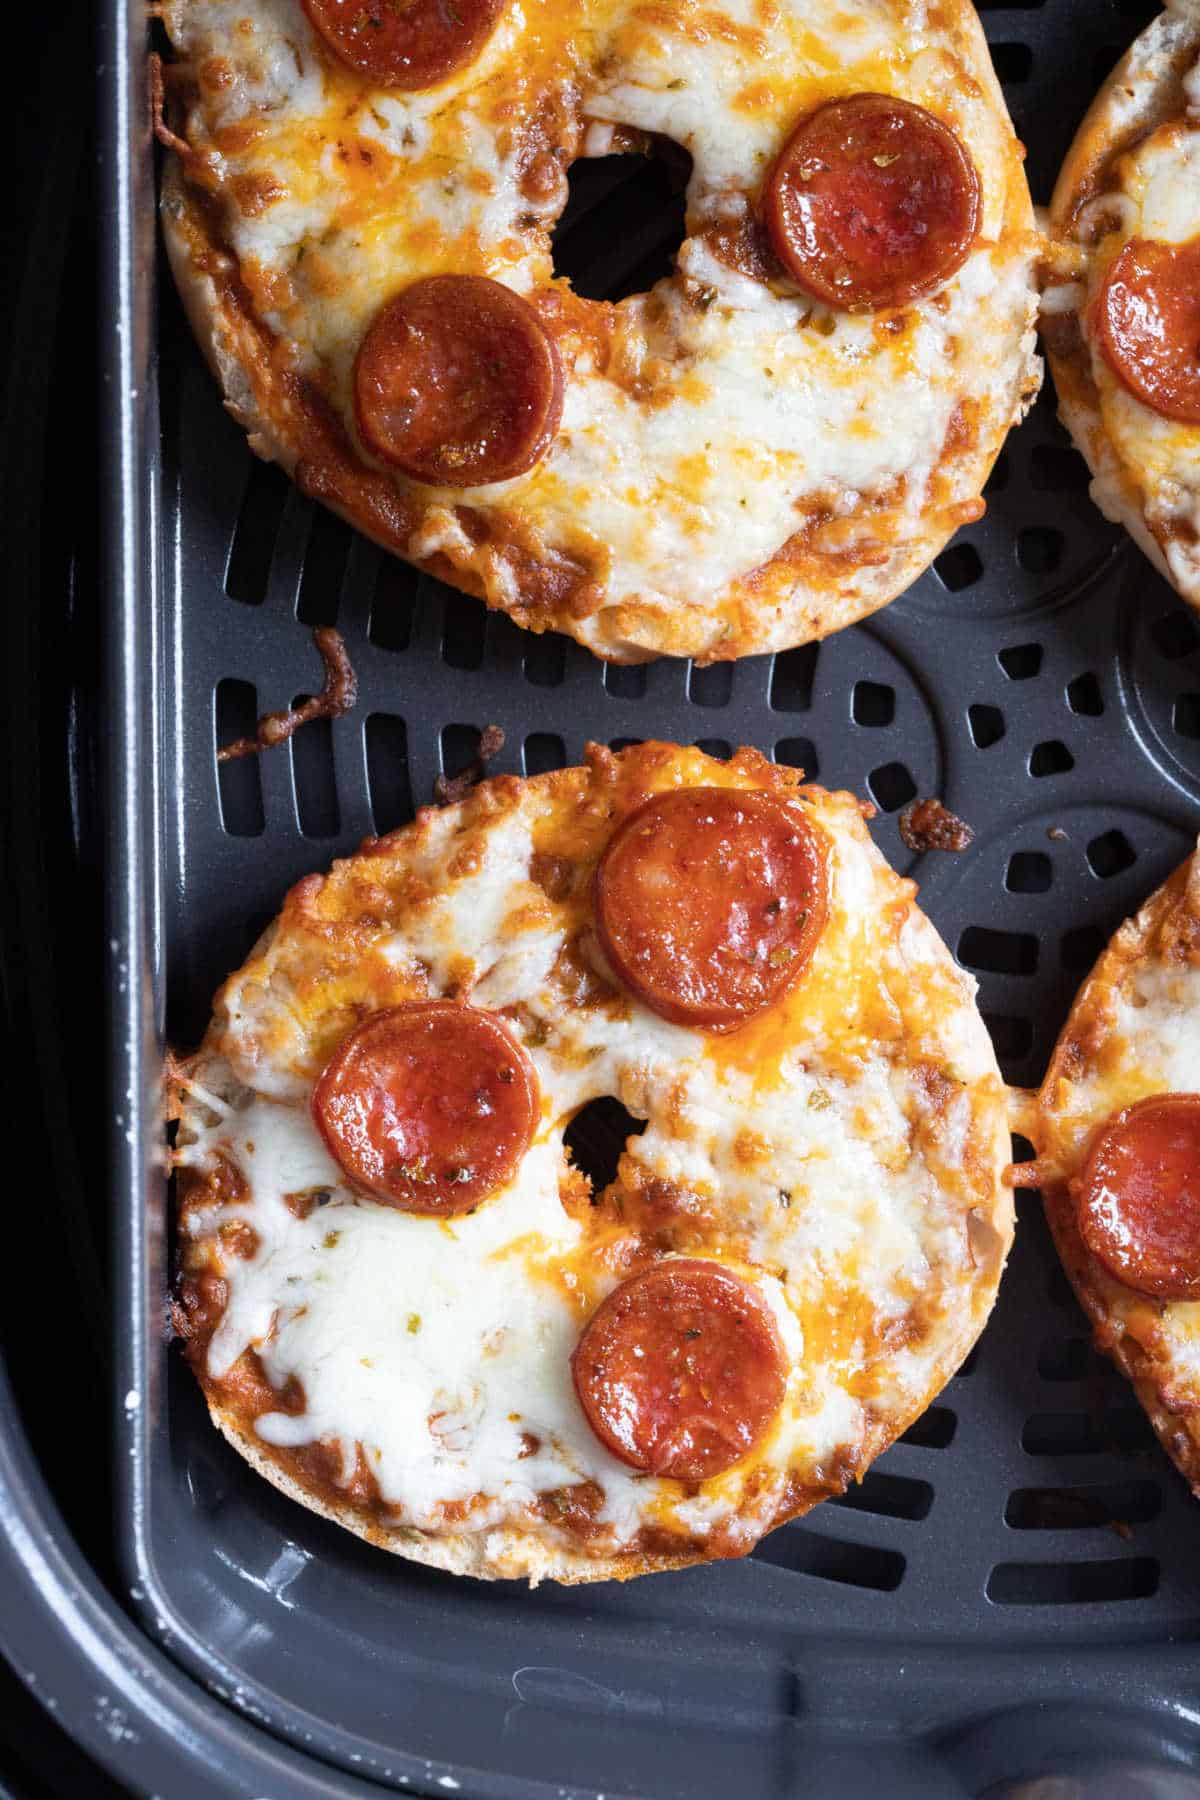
left=1093, top=237, right=1200, bottom=425
left=301, top=0, right=504, bottom=91
left=354, top=275, right=563, bottom=487
left=311, top=1001, right=539, bottom=1215
left=1076, top=1093, right=1200, bottom=1299
left=594, top=787, right=827, bottom=1031
left=762, top=93, right=981, bottom=311
left=571, top=1260, right=787, bottom=1481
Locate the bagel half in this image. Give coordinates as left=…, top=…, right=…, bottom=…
left=173, top=742, right=1013, bottom=1583
left=1031, top=845, right=1200, bottom=1494
left=1043, top=2, right=1200, bottom=605
left=158, top=0, right=1040, bottom=662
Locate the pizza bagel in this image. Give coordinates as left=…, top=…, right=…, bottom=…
left=1026, top=842, right=1200, bottom=1493
left=172, top=742, right=1013, bottom=1583
left=1044, top=1, right=1200, bottom=605
left=156, top=0, right=1040, bottom=662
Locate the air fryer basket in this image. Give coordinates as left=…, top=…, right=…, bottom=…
left=109, top=0, right=1200, bottom=1793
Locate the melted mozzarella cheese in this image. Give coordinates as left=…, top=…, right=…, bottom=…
left=163, top=0, right=1036, bottom=655
left=185, top=768, right=1007, bottom=1555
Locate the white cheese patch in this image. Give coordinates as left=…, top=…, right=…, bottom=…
left=1137, top=126, right=1200, bottom=244
left=1063, top=954, right=1200, bottom=1145
left=1187, top=52, right=1200, bottom=118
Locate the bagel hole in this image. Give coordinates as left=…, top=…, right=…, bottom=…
left=564, top=1097, right=646, bottom=1197
left=551, top=142, right=693, bottom=303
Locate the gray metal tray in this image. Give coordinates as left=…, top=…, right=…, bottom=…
left=101, top=0, right=1200, bottom=1792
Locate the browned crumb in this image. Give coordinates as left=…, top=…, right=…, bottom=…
left=218, top=628, right=358, bottom=762
left=149, top=52, right=192, bottom=157
left=898, top=797, right=975, bottom=854
left=434, top=724, right=506, bottom=805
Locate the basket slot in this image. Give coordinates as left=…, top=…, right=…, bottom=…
left=290, top=704, right=340, bottom=839
left=225, top=458, right=290, bottom=607
left=753, top=1525, right=906, bottom=1592
left=1004, top=1481, right=1162, bottom=1531
left=830, top=1471, right=934, bottom=1523
left=296, top=507, right=351, bottom=628
left=986, top=1557, right=1159, bottom=1606
left=214, top=680, right=265, bottom=837
left=774, top=737, right=819, bottom=779
left=900, top=1406, right=957, bottom=1451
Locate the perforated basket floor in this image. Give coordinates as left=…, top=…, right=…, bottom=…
left=125, top=1, right=1200, bottom=1794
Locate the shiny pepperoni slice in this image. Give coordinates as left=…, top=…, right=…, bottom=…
left=1076, top=1093, right=1200, bottom=1299
left=594, top=787, right=827, bottom=1031
left=763, top=93, right=981, bottom=311
left=1093, top=236, right=1200, bottom=425
left=311, top=1001, right=538, bottom=1215
left=354, top=275, right=563, bottom=487
left=301, top=0, right=504, bottom=91
left=571, top=1260, right=787, bottom=1481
